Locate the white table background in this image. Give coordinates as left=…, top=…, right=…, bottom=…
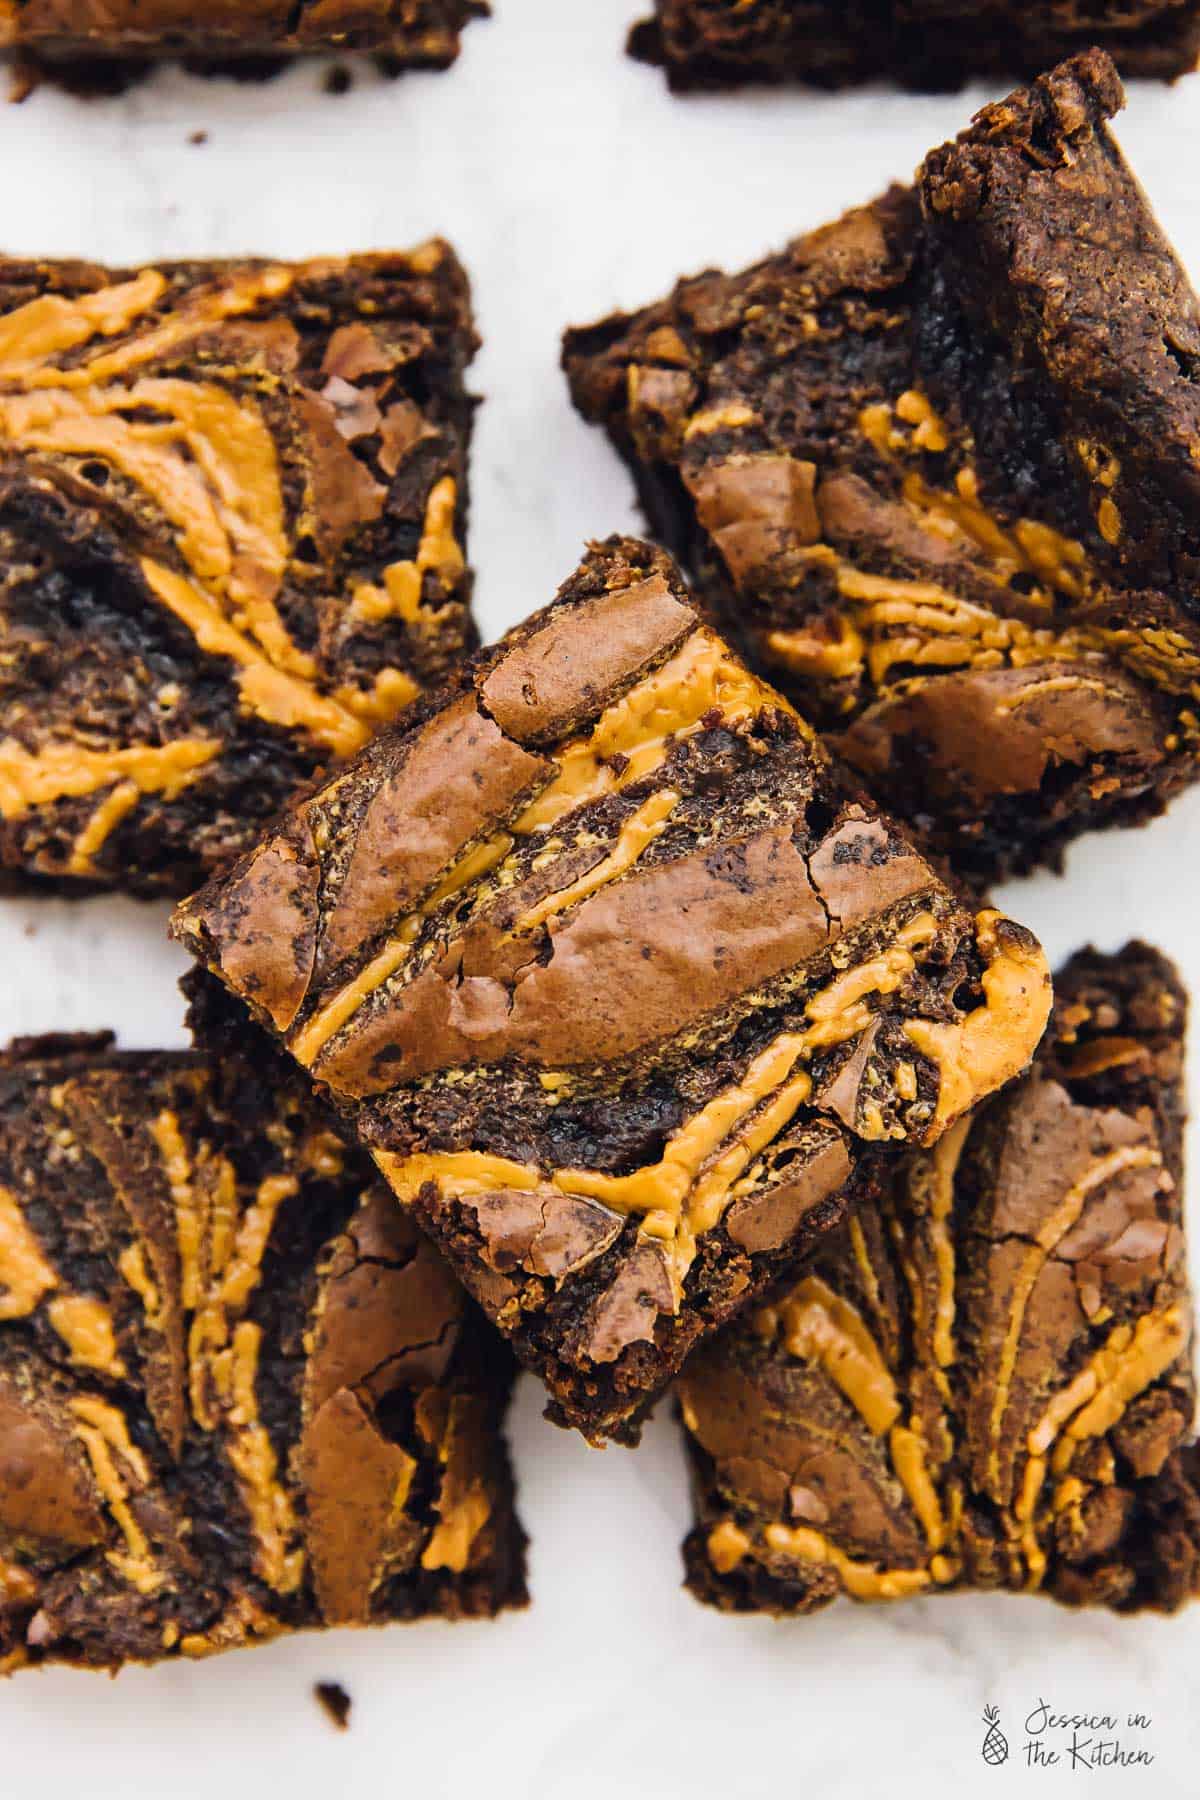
left=2, top=3, right=1200, bottom=1794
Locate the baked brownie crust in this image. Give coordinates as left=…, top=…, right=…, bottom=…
left=629, top=1, right=1200, bottom=90
left=0, top=0, right=488, bottom=67
left=0, top=244, right=477, bottom=897
left=680, top=944, right=1200, bottom=1616
left=565, top=55, right=1200, bottom=881
left=0, top=1031, right=525, bottom=1673
left=172, top=536, right=1052, bottom=1444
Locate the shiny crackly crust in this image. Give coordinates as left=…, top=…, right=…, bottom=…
left=680, top=943, right=1200, bottom=1617
left=172, top=534, right=1052, bottom=1445
left=0, top=1029, right=525, bottom=1674
left=564, top=54, right=1200, bottom=882
left=629, top=1, right=1200, bottom=91
left=0, top=244, right=478, bottom=898
left=0, top=0, right=488, bottom=63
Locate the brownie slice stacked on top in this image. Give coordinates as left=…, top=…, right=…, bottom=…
left=679, top=944, right=1200, bottom=1616
left=565, top=53, right=1200, bottom=881
left=0, top=0, right=488, bottom=75
left=629, top=1, right=1200, bottom=91
left=172, top=534, right=1053, bottom=1446
left=0, top=244, right=477, bottom=897
left=0, top=1030, right=525, bottom=1673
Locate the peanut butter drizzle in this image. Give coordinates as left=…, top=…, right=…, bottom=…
left=140, top=561, right=371, bottom=758
left=905, top=911, right=1051, bottom=1136
left=510, top=787, right=681, bottom=935
left=150, top=1110, right=203, bottom=1309
left=118, top=1242, right=164, bottom=1331
left=0, top=736, right=221, bottom=822
left=924, top=1114, right=972, bottom=1370
left=0, top=1184, right=57, bottom=1318
left=706, top=1519, right=751, bottom=1575
left=420, top=1395, right=493, bottom=1574
left=67, top=780, right=142, bottom=874
left=0, top=266, right=295, bottom=391
left=377, top=913, right=942, bottom=1290
left=985, top=1142, right=1163, bottom=1488
left=69, top=1395, right=162, bottom=1595
left=770, top=1276, right=901, bottom=1434
left=0, top=271, right=168, bottom=380
left=762, top=1521, right=932, bottom=1601
left=46, top=1295, right=125, bottom=1377
left=1028, top=1305, right=1189, bottom=1461
left=290, top=829, right=518, bottom=1066
left=515, top=625, right=801, bottom=835
left=182, top=1168, right=304, bottom=1594
left=352, top=477, right=464, bottom=624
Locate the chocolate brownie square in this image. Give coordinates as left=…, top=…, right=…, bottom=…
left=629, top=1, right=1200, bottom=90
left=565, top=54, right=1200, bottom=881
left=0, top=1029, right=525, bottom=1673
left=0, top=243, right=477, bottom=897
left=172, top=535, right=1052, bottom=1445
left=0, top=0, right=488, bottom=74
left=679, top=944, right=1200, bottom=1615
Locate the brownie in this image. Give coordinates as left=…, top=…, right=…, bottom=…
left=564, top=54, right=1200, bottom=882
left=0, top=1029, right=526, bottom=1674
left=171, top=535, right=1052, bottom=1445
left=628, top=1, right=1200, bottom=90
left=679, top=943, right=1200, bottom=1616
left=0, top=0, right=487, bottom=73
left=0, top=244, right=478, bottom=898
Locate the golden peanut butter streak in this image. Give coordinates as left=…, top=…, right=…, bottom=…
left=352, top=477, right=464, bottom=624
left=984, top=1142, right=1164, bottom=1491
left=290, top=626, right=791, bottom=1067
left=150, top=1091, right=306, bottom=1596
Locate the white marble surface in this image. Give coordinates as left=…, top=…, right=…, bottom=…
left=2, top=3, right=1200, bottom=1794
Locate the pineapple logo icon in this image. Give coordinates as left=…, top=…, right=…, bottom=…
left=981, top=1705, right=1009, bottom=1766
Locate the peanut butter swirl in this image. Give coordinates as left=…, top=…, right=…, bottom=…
left=563, top=53, right=1200, bottom=881
left=173, top=537, right=1051, bottom=1445
left=679, top=944, right=1200, bottom=1617
left=0, top=245, right=478, bottom=896
left=0, top=1031, right=525, bottom=1674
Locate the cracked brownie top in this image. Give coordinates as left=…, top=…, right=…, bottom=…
left=173, top=535, right=1052, bottom=1444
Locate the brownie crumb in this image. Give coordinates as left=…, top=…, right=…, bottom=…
left=323, top=64, right=353, bottom=94
left=187, top=128, right=208, bottom=144
left=315, top=1683, right=352, bottom=1731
